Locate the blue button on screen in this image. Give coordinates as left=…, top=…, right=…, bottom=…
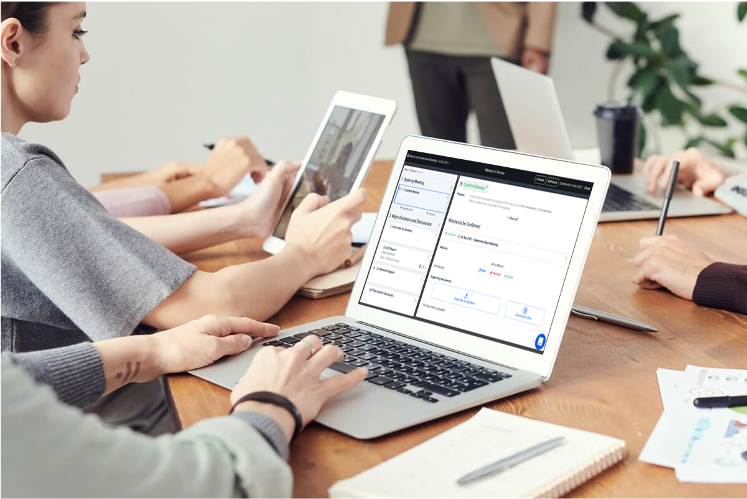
left=535, top=334, right=547, bottom=350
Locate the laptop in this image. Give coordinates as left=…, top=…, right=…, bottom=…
left=491, top=58, right=732, bottom=222
left=191, top=135, right=611, bottom=439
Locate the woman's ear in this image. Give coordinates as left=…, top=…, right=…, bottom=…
left=1, top=19, right=25, bottom=68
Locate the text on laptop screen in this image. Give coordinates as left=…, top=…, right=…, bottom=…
left=273, top=106, right=386, bottom=239
left=358, top=151, right=593, bottom=354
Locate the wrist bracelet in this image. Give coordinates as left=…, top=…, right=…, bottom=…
left=230, top=391, right=303, bottom=441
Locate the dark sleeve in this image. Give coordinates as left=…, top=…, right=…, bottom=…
left=3, top=342, right=105, bottom=408
left=1, top=157, right=196, bottom=341
left=693, top=262, right=747, bottom=315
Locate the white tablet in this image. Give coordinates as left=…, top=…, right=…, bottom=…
left=262, top=91, right=396, bottom=254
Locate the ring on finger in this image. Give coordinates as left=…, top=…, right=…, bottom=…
left=297, top=339, right=317, bottom=358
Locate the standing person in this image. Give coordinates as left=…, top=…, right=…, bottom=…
left=385, top=2, right=557, bottom=148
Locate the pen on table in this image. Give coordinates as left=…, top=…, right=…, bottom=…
left=693, top=395, right=747, bottom=409
left=457, top=436, right=565, bottom=485
left=655, top=160, right=680, bottom=236
left=203, top=143, right=275, bottom=166
left=570, top=304, right=657, bottom=333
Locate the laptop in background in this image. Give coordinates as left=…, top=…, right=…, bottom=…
left=491, top=58, right=732, bottom=222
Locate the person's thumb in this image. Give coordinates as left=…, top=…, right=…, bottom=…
left=214, top=334, right=253, bottom=359
left=691, top=175, right=722, bottom=197
left=294, top=193, right=329, bottom=216
left=334, top=188, right=368, bottom=213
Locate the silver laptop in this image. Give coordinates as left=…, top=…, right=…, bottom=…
left=191, top=136, right=611, bottom=439
left=491, top=58, right=732, bottom=222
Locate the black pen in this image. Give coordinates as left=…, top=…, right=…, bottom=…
left=655, top=160, right=680, bottom=236
left=693, top=395, right=747, bottom=409
left=203, top=143, right=275, bottom=166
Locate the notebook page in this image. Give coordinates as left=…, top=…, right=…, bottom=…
left=330, top=408, right=624, bottom=498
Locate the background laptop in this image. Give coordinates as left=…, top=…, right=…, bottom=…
left=491, top=58, right=732, bottom=222
left=191, top=136, right=610, bottom=439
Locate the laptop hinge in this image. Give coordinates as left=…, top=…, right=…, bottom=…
left=357, top=321, right=519, bottom=372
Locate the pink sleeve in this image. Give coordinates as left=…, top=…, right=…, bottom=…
left=92, top=186, right=171, bottom=217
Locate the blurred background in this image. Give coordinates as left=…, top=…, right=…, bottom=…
left=20, top=2, right=747, bottom=186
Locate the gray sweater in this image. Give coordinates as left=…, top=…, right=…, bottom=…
left=1, top=133, right=196, bottom=353
left=2, top=346, right=293, bottom=497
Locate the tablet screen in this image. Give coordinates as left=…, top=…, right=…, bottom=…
left=272, top=106, right=385, bottom=240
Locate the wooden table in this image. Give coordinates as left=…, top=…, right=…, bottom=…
left=113, top=160, right=747, bottom=497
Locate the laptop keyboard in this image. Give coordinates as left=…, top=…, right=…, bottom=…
left=262, top=323, right=511, bottom=404
left=602, top=184, right=659, bottom=212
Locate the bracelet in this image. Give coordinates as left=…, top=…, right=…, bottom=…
left=230, top=391, right=303, bottom=441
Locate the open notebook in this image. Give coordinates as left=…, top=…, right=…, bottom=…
left=329, top=408, right=626, bottom=498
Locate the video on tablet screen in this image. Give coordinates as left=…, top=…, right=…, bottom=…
left=272, top=106, right=385, bottom=239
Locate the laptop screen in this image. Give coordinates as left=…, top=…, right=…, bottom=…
left=358, top=150, right=594, bottom=354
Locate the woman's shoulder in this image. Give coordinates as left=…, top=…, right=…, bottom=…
left=2, top=133, right=69, bottom=192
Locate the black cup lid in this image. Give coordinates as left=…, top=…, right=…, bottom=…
left=594, top=102, right=638, bottom=120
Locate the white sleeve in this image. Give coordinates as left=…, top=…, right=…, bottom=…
left=0, top=358, right=292, bottom=497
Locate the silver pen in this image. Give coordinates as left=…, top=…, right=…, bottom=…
left=571, top=304, right=657, bottom=333
left=457, top=436, right=566, bottom=485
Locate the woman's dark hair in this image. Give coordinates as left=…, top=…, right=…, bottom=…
left=1, top=2, right=58, bottom=36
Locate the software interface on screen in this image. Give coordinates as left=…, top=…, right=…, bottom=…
left=359, top=151, right=594, bottom=354
left=273, top=106, right=385, bottom=239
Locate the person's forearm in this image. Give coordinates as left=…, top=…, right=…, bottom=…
left=143, top=246, right=318, bottom=329
left=6, top=335, right=171, bottom=406
left=92, top=335, right=166, bottom=396
left=120, top=204, right=248, bottom=254
left=90, top=171, right=149, bottom=191
left=4, top=343, right=106, bottom=408
left=156, top=174, right=219, bottom=212
left=693, top=262, right=747, bottom=314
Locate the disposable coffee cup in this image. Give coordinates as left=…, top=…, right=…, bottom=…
left=594, top=103, right=639, bottom=174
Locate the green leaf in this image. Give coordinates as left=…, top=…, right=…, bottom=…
left=728, top=105, right=747, bottom=124
left=664, top=59, right=690, bottom=90
left=633, top=14, right=650, bottom=43
left=608, top=40, right=657, bottom=59
left=738, top=68, right=747, bottom=82
left=650, top=14, right=680, bottom=32
left=606, top=43, right=625, bottom=60
left=642, top=77, right=666, bottom=112
left=582, top=2, right=597, bottom=22
left=691, top=74, right=715, bottom=86
left=637, top=120, right=647, bottom=158
left=704, top=139, right=736, bottom=158
left=656, top=85, right=684, bottom=126
left=605, top=2, right=644, bottom=21
left=628, top=67, right=660, bottom=100
left=738, top=2, right=747, bottom=22
left=658, top=26, right=680, bottom=56
left=683, top=102, right=727, bottom=127
left=684, top=136, right=705, bottom=149
left=744, top=131, right=747, bottom=149
left=701, top=114, right=729, bottom=127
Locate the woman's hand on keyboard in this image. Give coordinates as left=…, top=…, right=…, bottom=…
left=642, top=148, right=727, bottom=196
left=230, top=335, right=368, bottom=442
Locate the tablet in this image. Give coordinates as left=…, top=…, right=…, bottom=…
left=262, top=91, right=396, bottom=254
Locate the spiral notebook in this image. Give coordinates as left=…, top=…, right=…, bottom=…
left=329, top=408, right=626, bottom=498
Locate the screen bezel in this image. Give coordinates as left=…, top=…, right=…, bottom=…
left=262, top=91, right=397, bottom=255
left=345, top=135, right=611, bottom=381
